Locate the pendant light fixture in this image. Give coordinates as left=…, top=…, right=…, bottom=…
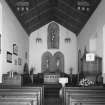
left=35, top=0, right=42, bottom=44
left=77, top=0, right=90, bottom=12
left=16, top=0, right=30, bottom=15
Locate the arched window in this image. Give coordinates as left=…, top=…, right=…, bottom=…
left=47, top=22, right=59, bottom=49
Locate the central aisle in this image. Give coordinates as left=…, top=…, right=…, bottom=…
left=44, top=84, right=62, bottom=105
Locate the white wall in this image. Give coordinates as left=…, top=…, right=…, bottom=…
left=77, top=0, right=105, bottom=78
left=103, top=26, right=105, bottom=83
left=29, top=22, right=77, bottom=74
left=0, top=1, right=2, bottom=82
left=0, top=2, right=2, bottom=33
left=0, top=0, right=29, bottom=74
left=77, top=0, right=105, bottom=57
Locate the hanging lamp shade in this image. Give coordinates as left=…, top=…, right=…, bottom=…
left=77, top=0, right=90, bottom=12
left=15, top=0, right=30, bottom=13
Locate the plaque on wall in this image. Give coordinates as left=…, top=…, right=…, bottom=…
left=13, top=44, right=18, bottom=55
left=7, top=51, right=12, bottom=63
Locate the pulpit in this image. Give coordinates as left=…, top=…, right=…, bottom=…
left=59, top=77, right=68, bottom=87
left=82, top=55, right=102, bottom=83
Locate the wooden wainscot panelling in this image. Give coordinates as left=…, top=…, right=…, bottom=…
left=63, top=87, right=105, bottom=105
left=0, top=87, right=43, bottom=105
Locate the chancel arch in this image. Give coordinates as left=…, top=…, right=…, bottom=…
left=47, top=22, right=59, bottom=49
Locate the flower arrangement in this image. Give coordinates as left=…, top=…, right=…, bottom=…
left=79, top=78, right=95, bottom=87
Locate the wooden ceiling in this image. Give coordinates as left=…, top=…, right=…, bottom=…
left=6, top=0, right=101, bottom=36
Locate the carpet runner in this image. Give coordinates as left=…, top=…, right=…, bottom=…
left=44, top=84, right=62, bottom=105
left=44, top=96, right=61, bottom=105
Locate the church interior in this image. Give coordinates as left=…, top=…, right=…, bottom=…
left=0, top=0, right=105, bottom=105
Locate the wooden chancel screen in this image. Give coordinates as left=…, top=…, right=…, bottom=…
left=47, top=22, right=59, bottom=49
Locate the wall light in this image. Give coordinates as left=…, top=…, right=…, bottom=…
left=64, top=38, right=71, bottom=43
left=36, top=38, right=42, bottom=43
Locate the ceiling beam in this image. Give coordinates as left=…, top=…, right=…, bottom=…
left=21, top=0, right=50, bottom=21
left=57, top=1, right=88, bottom=24
left=54, top=16, right=79, bottom=35
left=56, top=7, right=82, bottom=26
left=58, top=0, right=89, bottom=18
left=21, top=0, right=49, bottom=16
left=24, top=8, right=51, bottom=25
left=27, top=19, right=52, bottom=35
left=26, top=10, right=52, bottom=34
left=54, top=8, right=82, bottom=32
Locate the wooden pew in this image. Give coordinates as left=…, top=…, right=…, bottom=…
left=0, top=87, right=43, bottom=105
left=63, top=87, right=105, bottom=105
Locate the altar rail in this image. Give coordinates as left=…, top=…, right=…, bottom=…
left=63, top=87, right=105, bottom=105
left=0, top=87, right=43, bottom=105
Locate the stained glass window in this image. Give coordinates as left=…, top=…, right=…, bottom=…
left=47, top=22, right=59, bottom=49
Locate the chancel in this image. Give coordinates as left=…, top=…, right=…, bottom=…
left=0, top=0, right=105, bottom=105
